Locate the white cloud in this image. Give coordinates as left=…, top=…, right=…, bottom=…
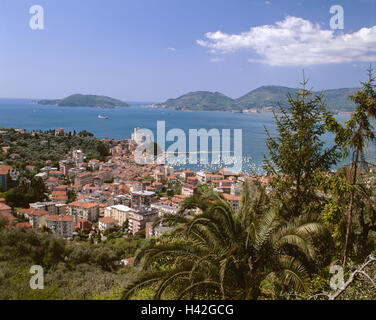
left=210, top=57, right=224, bottom=62
left=265, top=1, right=271, bottom=5
left=197, top=16, right=376, bottom=66
left=167, top=47, right=176, bottom=52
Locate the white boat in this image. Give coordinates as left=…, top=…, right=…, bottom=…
left=98, top=115, right=109, bottom=119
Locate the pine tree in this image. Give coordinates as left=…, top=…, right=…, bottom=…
left=263, top=73, right=341, bottom=218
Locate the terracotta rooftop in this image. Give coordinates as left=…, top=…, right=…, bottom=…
left=0, top=203, right=11, bottom=211
left=15, top=222, right=32, bottom=229
left=222, top=194, right=241, bottom=201
left=0, top=165, right=12, bottom=175
left=68, top=201, right=99, bottom=209
left=99, top=217, right=118, bottom=224
left=29, top=209, right=49, bottom=216
left=0, top=212, right=16, bottom=223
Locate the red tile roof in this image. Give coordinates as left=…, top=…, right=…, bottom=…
left=99, top=217, right=118, bottom=224
left=68, top=201, right=99, bottom=209
left=17, top=208, right=34, bottom=215
left=0, top=165, right=12, bottom=175
left=222, top=194, right=241, bottom=201
left=0, top=212, right=16, bottom=223
left=0, top=203, right=11, bottom=212
left=15, top=222, right=32, bottom=229
left=29, top=209, right=49, bottom=216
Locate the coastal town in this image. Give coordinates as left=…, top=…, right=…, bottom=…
left=1, top=73, right=376, bottom=300
left=0, top=126, right=263, bottom=242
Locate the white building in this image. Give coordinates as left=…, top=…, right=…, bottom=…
left=35, top=172, right=48, bottom=180
left=164, top=166, right=175, bottom=177
left=72, top=150, right=85, bottom=164
left=104, top=204, right=134, bottom=226
left=146, top=222, right=173, bottom=239
left=27, top=209, right=49, bottom=228
left=151, top=202, right=179, bottom=217
left=46, top=215, right=74, bottom=238
left=99, top=217, right=119, bottom=231
left=131, top=127, right=152, bottom=145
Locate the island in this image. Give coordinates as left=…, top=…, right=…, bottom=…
left=34, top=94, right=131, bottom=109
left=156, top=85, right=359, bottom=113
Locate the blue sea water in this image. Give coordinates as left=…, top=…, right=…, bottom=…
left=0, top=98, right=354, bottom=174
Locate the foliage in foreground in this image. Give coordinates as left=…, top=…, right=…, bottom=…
left=0, top=228, right=144, bottom=300
left=123, top=69, right=376, bottom=300
left=122, top=182, right=327, bottom=300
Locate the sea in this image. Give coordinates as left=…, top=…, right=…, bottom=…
left=0, top=98, right=364, bottom=174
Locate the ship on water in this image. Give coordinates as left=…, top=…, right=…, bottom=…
left=98, top=115, right=109, bottom=119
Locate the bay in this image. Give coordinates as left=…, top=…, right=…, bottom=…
left=0, top=98, right=355, bottom=174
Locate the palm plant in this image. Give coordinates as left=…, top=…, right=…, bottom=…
left=341, top=67, right=376, bottom=267
left=122, top=180, right=326, bottom=300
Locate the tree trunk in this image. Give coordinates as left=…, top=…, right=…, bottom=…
left=343, top=149, right=359, bottom=269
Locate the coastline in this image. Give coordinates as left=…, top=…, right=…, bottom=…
left=31, top=101, right=352, bottom=115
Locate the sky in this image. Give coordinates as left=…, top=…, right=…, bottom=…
left=0, top=0, right=376, bottom=102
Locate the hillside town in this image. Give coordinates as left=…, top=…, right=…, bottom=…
left=0, top=127, right=266, bottom=241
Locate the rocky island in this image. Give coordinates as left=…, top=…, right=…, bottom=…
left=34, top=94, right=131, bottom=109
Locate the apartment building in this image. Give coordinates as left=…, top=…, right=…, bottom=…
left=0, top=165, right=12, bottom=191
left=128, top=208, right=158, bottom=235
left=74, top=172, right=93, bottom=186
left=151, top=200, right=179, bottom=216
left=187, top=176, right=198, bottom=186
left=67, top=201, right=100, bottom=222
left=98, top=217, right=119, bottom=231
left=45, top=215, right=74, bottom=238
left=222, top=193, right=241, bottom=214
left=131, top=190, right=157, bottom=210
left=145, top=222, right=173, bottom=239
left=180, top=170, right=195, bottom=181
left=30, top=201, right=61, bottom=215
left=104, top=204, right=134, bottom=226
left=181, top=184, right=198, bottom=197
left=72, top=150, right=85, bottom=163
left=59, top=160, right=75, bottom=176
left=27, top=209, right=49, bottom=228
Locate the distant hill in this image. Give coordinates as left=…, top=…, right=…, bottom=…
left=321, top=88, right=359, bottom=111
left=159, top=91, right=241, bottom=112
left=236, top=86, right=358, bottom=112
left=36, top=94, right=130, bottom=108
left=236, top=86, right=300, bottom=110
left=158, top=86, right=359, bottom=112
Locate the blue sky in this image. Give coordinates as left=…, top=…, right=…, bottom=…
left=1, top=0, right=376, bottom=102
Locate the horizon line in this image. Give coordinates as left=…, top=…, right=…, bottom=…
left=0, top=84, right=361, bottom=104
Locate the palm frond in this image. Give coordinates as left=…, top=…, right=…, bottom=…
left=176, top=281, right=221, bottom=300
left=276, top=255, right=311, bottom=293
